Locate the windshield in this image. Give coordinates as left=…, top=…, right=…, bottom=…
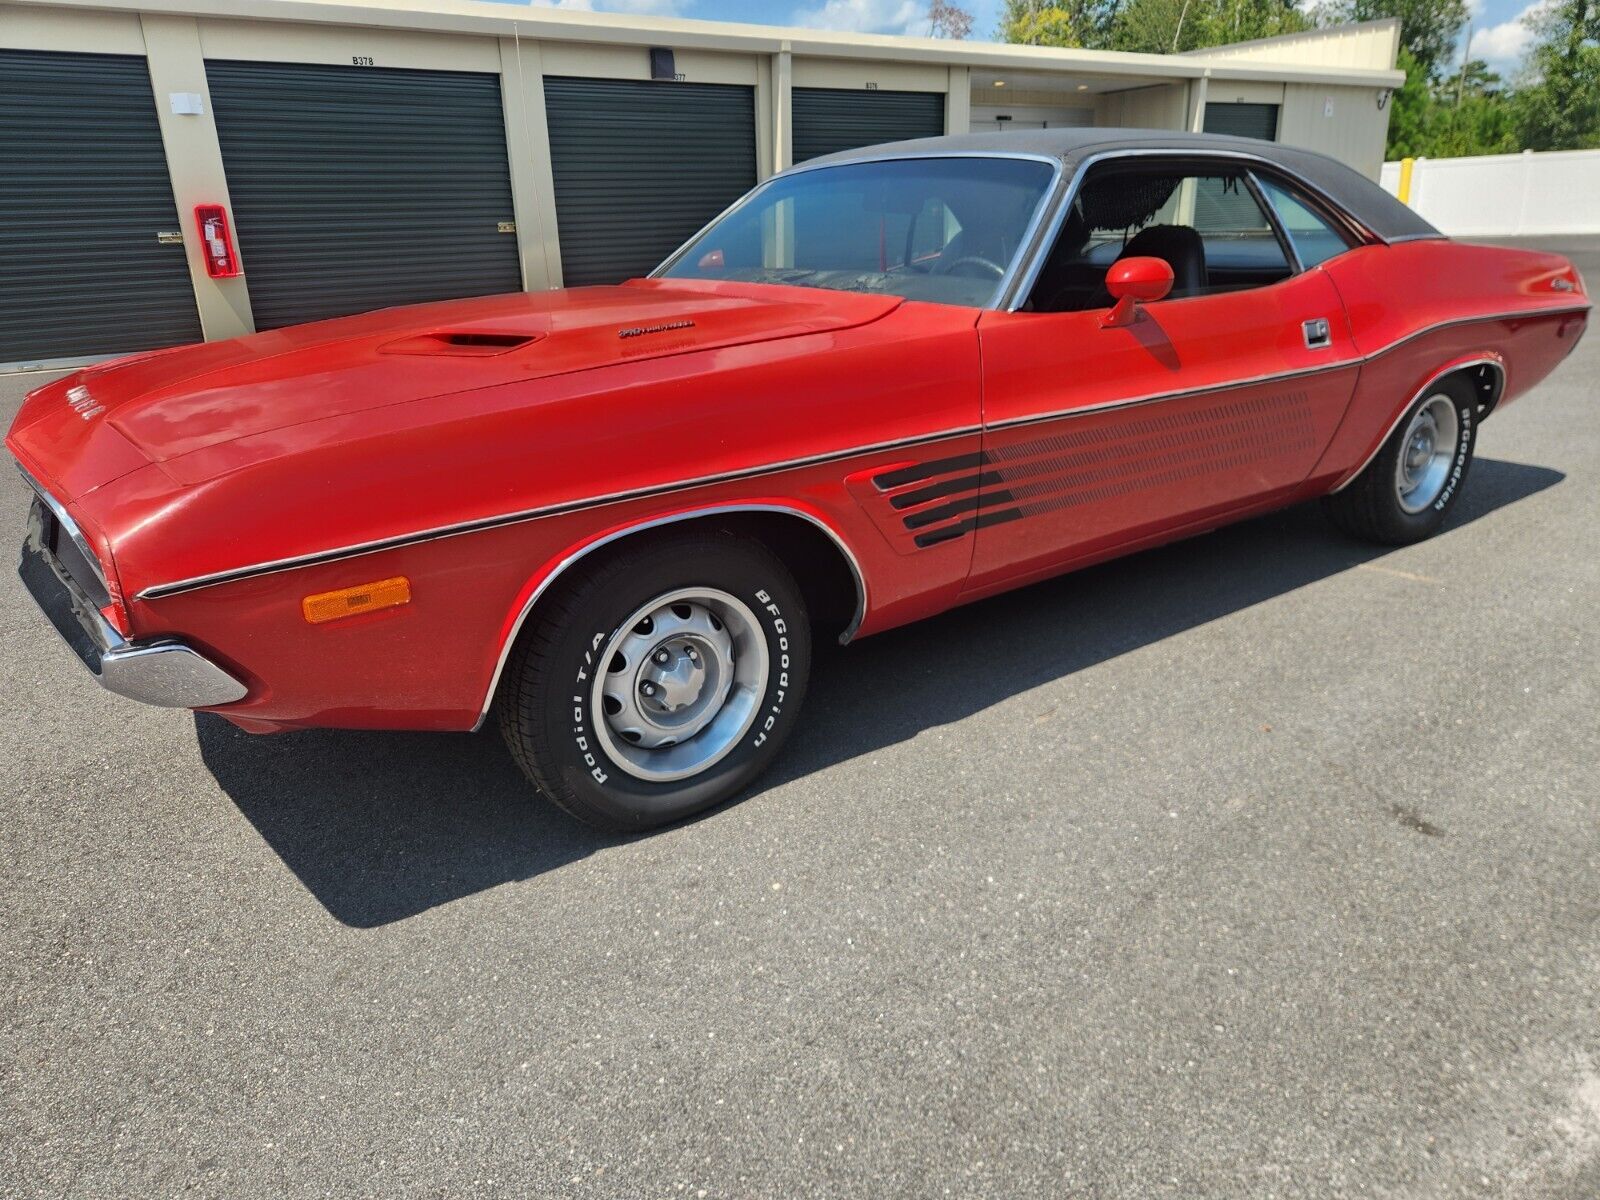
left=658, top=156, right=1058, bottom=308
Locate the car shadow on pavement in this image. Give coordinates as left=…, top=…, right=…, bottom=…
left=196, top=457, right=1562, bottom=928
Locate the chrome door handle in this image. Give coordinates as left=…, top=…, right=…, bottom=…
left=1302, top=317, right=1332, bottom=349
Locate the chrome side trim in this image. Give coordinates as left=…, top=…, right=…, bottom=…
left=1355, top=303, right=1588, bottom=359
left=990, top=304, right=1587, bottom=434
left=136, top=423, right=977, bottom=601
left=649, top=151, right=1068, bottom=314
left=1328, top=358, right=1506, bottom=493
left=469, top=503, right=868, bottom=731
left=985, top=359, right=1356, bottom=434
left=133, top=304, right=1589, bottom=603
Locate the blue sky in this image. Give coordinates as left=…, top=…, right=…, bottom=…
left=513, top=0, right=1546, bottom=75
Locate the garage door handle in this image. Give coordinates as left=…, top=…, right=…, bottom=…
left=156, top=231, right=184, bottom=245
left=497, top=221, right=517, bottom=234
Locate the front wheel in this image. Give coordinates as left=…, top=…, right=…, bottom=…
left=498, top=532, right=811, bottom=832
left=1323, top=375, right=1478, bottom=545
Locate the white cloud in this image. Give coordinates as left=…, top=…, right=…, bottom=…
left=790, top=0, right=927, bottom=35
left=1468, top=0, right=1549, bottom=70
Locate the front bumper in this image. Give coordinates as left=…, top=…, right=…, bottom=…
left=19, top=497, right=246, bottom=709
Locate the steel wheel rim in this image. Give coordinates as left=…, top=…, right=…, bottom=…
left=1394, top=395, right=1460, bottom=514
left=590, top=587, right=768, bottom=783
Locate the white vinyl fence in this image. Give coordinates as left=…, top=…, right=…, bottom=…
left=1379, top=148, right=1600, bottom=237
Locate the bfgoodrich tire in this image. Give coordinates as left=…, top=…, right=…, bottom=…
left=1323, top=374, right=1478, bottom=546
left=498, top=531, right=811, bottom=832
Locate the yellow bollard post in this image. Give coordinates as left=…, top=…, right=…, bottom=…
left=1398, top=157, right=1415, bottom=205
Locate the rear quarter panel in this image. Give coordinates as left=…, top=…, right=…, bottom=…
left=1313, top=240, right=1589, bottom=487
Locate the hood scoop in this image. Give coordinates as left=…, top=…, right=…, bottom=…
left=380, top=330, right=543, bottom=357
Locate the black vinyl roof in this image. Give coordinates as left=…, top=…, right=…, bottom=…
left=799, top=127, right=1441, bottom=244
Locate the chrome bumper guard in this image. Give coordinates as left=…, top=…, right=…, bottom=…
left=19, top=499, right=247, bottom=709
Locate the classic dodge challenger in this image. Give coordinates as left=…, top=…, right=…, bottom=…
left=11, top=129, right=1589, bottom=830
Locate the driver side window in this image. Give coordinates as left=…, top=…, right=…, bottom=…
left=1026, top=162, right=1293, bottom=314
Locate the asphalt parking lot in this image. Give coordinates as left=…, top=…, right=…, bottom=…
left=3, top=238, right=1598, bottom=1199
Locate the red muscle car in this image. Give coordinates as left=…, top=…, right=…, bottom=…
left=10, top=130, right=1590, bottom=831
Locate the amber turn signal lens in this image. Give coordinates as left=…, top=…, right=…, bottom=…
left=302, top=577, right=411, bottom=624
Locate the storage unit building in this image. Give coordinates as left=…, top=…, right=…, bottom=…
left=0, top=0, right=1404, bottom=367
left=791, top=87, right=946, bottom=163
left=0, top=47, right=202, bottom=363
left=542, top=76, right=757, bottom=286
left=206, top=59, right=522, bottom=330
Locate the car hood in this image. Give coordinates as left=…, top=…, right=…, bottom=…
left=7, top=279, right=901, bottom=498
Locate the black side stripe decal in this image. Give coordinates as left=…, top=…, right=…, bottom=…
left=871, top=452, right=986, bottom=491
left=895, top=389, right=1318, bottom=549
left=890, top=470, right=1004, bottom=510
left=912, top=506, right=1024, bottom=548
left=903, top=489, right=1016, bottom=530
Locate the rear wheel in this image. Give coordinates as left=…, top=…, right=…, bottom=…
left=1323, top=375, right=1478, bottom=545
left=498, top=532, right=810, bottom=832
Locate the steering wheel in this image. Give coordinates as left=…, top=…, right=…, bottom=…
left=935, top=255, right=1006, bottom=280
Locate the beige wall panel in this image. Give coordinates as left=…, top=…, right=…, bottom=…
left=197, top=18, right=500, bottom=72
left=1097, top=83, right=1186, bottom=129
left=498, top=35, right=558, bottom=291
left=0, top=2, right=145, bottom=52
left=1206, top=79, right=1284, bottom=105
left=945, top=65, right=969, bottom=134
left=970, top=104, right=1093, bottom=129
left=754, top=51, right=774, bottom=179
left=1197, top=20, right=1399, bottom=71
left=772, top=50, right=793, bottom=171
left=139, top=12, right=253, bottom=338
left=792, top=56, right=948, bottom=93
left=538, top=40, right=757, bottom=85
left=982, top=87, right=1098, bottom=109
left=1278, top=82, right=1390, bottom=178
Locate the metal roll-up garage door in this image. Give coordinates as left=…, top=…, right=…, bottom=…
left=1204, top=102, right=1280, bottom=141
left=0, top=49, right=202, bottom=365
left=206, top=61, right=522, bottom=331
left=792, top=88, right=946, bottom=164
left=543, top=77, right=757, bottom=287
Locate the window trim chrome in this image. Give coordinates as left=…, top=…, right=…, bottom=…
left=1001, top=146, right=1383, bottom=312
left=1245, top=168, right=1305, bottom=276
left=649, top=151, right=1068, bottom=314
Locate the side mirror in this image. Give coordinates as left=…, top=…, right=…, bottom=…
left=1101, top=256, right=1174, bottom=328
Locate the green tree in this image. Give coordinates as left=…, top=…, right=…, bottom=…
left=1383, top=46, right=1434, bottom=157
left=1339, top=0, right=1468, bottom=75
left=1385, top=49, right=1521, bottom=157
left=1431, top=61, right=1518, bottom=154
left=1514, top=0, right=1600, bottom=149
left=1109, top=0, right=1201, bottom=51
left=1001, top=0, right=1309, bottom=56
left=998, top=0, right=1117, bottom=48
left=1184, top=0, right=1314, bottom=47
